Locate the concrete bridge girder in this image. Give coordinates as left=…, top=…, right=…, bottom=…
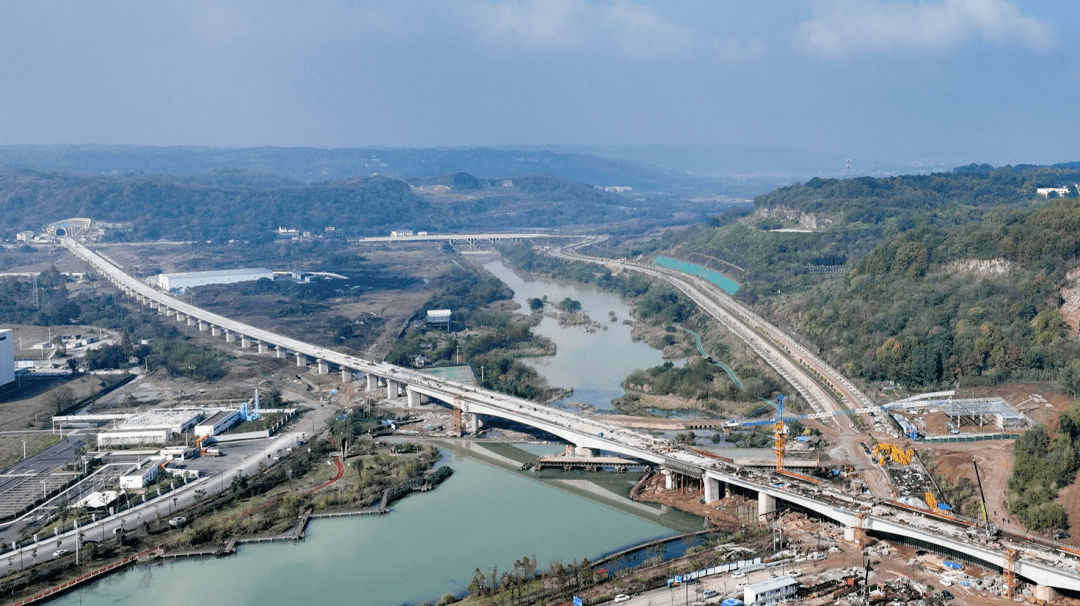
left=459, top=399, right=665, bottom=464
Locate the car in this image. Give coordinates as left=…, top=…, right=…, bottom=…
left=1056, top=532, right=1070, bottom=539
left=702, top=589, right=719, bottom=599
left=941, top=590, right=954, bottom=600
left=731, top=571, right=746, bottom=579
left=168, top=516, right=187, bottom=527
left=613, top=595, right=630, bottom=603
left=52, top=549, right=70, bottom=557
left=787, top=570, right=801, bottom=577
left=735, top=581, right=748, bottom=589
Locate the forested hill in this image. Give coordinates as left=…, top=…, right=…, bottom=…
left=754, top=163, right=1080, bottom=225
left=0, top=145, right=716, bottom=193
left=675, top=163, right=1080, bottom=393
left=0, top=168, right=651, bottom=242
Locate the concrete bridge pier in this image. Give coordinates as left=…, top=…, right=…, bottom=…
left=341, top=368, right=352, bottom=382
left=703, top=476, right=720, bottom=504
left=662, top=469, right=673, bottom=490
left=367, top=374, right=377, bottom=390
left=186, top=315, right=195, bottom=326
left=406, top=386, right=420, bottom=408
left=317, top=359, right=329, bottom=375
left=136, top=295, right=144, bottom=304
left=296, top=353, right=307, bottom=368
left=225, top=331, right=236, bottom=343
left=175, top=311, right=184, bottom=322
left=758, top=493, right=776, bottom=523
left=275, top=346, right=286, bottom=358
left=240, top=336, right=252, bottom=348
left=1035, top=586, right=1059, bottom=602
left=211, top=326, right=221, bottom=337
left=574, top=446, right=596, bottom=457
left=258, top=341, right=268, bottom=354
left=387, top=381, right=400, bottom=399
left=198, top=321, right=207, bottom=331
left=468, top=413, right=479, bottom=434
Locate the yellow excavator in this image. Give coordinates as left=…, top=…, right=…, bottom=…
left=873, top=443, right=913, bottom=466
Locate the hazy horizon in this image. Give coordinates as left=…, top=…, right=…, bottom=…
left=1, top=1, right=1077, bottom=168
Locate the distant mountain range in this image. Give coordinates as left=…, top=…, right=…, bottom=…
left=0, top=144, right=956, bottom=198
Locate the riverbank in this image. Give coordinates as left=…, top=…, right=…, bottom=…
left=436, top=440, right=704, bottom=533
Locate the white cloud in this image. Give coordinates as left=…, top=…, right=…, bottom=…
left=794, top=0, right=1059, bottom=58
left=459, top=0, right=762, bottom=63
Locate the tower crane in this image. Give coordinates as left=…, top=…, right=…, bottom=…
left=773, top=394, right=786, bottom=471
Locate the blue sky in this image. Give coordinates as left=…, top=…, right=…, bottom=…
left=1, top=1, right=1076, bottom=166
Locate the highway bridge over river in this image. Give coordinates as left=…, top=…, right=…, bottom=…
left=62, top=238, right=1080, bottom=599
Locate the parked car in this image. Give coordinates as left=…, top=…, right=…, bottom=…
left=613, top=595, right=630, bottom=603
left=787, top=570, right=801, bottom=577
left=1055, top=532, right=1070, bottom=539
left=168, top=516, right=187, bottom=527
left=731, top=571, right=746, bottom=579
left=53, top=549, right=70, bottom=557
left=703, top=589, right=719, bottom=599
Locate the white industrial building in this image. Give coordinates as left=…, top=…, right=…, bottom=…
left=120, top=459, right=165, bottom=489
left=426, top=309, right=452, bottom=330
left=193, top=410, right=241, bottom=437
left=98, top=429, right=171, bottom=447
left=155, top=268, right=274, bottom=292
left=98, top=409, right=203, bottom=447
left=744, top=576, right=798, bottom=605
left=0, top=329, right=14, bottom=388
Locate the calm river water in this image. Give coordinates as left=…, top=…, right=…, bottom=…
left=50, top=258, right=682, bottom=606
left=52, top=450, right=673, bottom=606
left=483, top=259, right=673, bottom=411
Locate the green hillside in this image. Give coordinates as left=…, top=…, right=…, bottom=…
left=672, top=163, right=1080, bottom=391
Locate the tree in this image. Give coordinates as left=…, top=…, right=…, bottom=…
left=49, top=387, right=76, bottom=415
left=527, top=297, right=544, bottom=312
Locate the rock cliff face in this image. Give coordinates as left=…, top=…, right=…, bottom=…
left=1060, top=267, right=1080, bottom=337
left=750, top=205, right=833, bottom=229
left=944, top=258, right=1013, bottom=276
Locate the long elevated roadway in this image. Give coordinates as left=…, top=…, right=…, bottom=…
left=61, top=237, right=1080, bottom=598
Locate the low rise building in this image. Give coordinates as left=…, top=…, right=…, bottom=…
left=0, top=329, right=13, bottom=388
left=156, top=268, right=274, bottom=291
left=119, top=459, right=165, bottom=489
left=426, top=309, right=452, bottom=330
left=744, top=576, right=798, bottom=605
left=193, top=410, right=241, bottom=437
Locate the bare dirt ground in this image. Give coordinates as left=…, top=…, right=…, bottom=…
left=89, top=241, right=453, bottom=361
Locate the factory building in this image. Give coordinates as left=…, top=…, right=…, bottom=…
left=98, top=409, right=203, bottom=447
left=193, top=410, right=241, bottom=437
left=155, top=268, right=274, bottom=292
left=0, top=329, right=14, bottom=388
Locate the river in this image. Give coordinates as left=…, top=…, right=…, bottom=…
left=48, top=259, right=686, bottom=605
left=51, top=447, right=676, bottom=606
left=482, top=259, right=674, bottom=412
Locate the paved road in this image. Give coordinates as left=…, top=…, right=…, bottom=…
left=0, top=403, right=332, bottom=574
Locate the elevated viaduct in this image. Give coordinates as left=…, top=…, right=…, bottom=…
left=63, top=238, right=1080, bottom=599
